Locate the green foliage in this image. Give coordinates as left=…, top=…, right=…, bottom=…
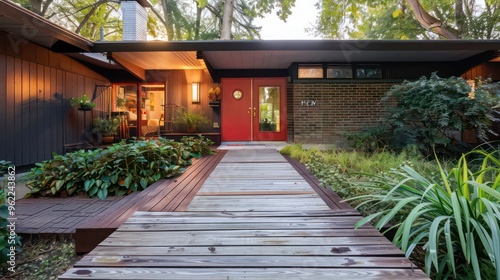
left=280, top=144, right=439, bottom=213
left=349, top=150, right=500, bottom=279
left=92, top=117, right=121, bottom=136
left=381, top=73, right=500, bottom=157
left=23, top=137, right=214, bottom=199
left=69, top=94, right=95, bottom=108
left=173, top=108, right=211, bottom=132
left=344, top=126, right=391, bottom=153
left=314, top=0, right=500, bottom=39
left=0, top=160, right=12, bottom=177
left=180, top=135, right=215, bottom=158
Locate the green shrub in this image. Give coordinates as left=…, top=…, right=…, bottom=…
left=344, top=126, right=391, bottom=153
left=349, top=150, right=500, bottom=279
left=180, top=135, right=215, bottom=157
left=23, top=136, right=214, bottom=199
left=281, top=144, right=448, bottom=218
left=381, top=73, right=500, bottom=157
left=0, top=160, right=11, bottom=177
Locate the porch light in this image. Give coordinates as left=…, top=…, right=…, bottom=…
left=192, top=82, right=200, bottom=103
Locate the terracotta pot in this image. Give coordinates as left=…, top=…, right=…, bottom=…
left=186, top=127, right=196, bottom=133
left=102, top=136, right=114, bottom=144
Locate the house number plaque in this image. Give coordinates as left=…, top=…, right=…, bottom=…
left=300, top=100, right=317, bottom=107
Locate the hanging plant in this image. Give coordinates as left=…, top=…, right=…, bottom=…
left=70, top=94, right=96, bottom=110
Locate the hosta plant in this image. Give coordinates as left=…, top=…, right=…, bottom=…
left=350, top=150, right=500, bottom=280
left=23, top=136, right=214, bottom=199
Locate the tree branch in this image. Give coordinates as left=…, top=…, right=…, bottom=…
left=75, top=0, right=113, bottom=34
left=405, top=0, right=459, bottom=39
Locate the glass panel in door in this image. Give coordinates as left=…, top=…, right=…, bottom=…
left=258, top=86, right=280, bottom=132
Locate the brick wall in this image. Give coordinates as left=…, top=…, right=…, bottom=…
left=291, top=83, right=395, bottom=146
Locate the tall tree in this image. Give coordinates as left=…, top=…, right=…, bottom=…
left=13, top=0, right=54, bottom=16
left=151, top=0, right=296, bottom=40
left=220, top=0, right=234, bottom=39
left=51, top=0, right=122, bottom=40
left=313, top=0, right=500, bottom=39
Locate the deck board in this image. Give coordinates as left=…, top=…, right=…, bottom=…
left=60, top=149, right=427, bottom=280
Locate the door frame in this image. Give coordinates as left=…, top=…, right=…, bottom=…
left=221, top=77, right=287, bottom=142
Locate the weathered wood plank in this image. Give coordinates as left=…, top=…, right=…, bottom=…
left=75, top=255, right=416, bottom=268
left=187, top=205, right=332, bottom=211
left=124, top=217, right=361, bottom=225
left=130, top=210, right=360, bottom=217
left=118, top=221, right=373, bottom=231
left=88, top=244, right=404, bottom=257
left=196, top=191, right=317, bottom=196
left=100, top=236, right=393, bottom=247
left=108, top=228, right=382, bottom=238
left=124, top=216, right=364, bottom=224
left=60, top=267, right=429, bottom=280
left=190, top=194, right=322, bottom=200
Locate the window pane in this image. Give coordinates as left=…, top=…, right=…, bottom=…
left=259, top=86, right=280, bottom=132
left=356, top=65, right=382, bottom=78
left=298, top=64, right=323, bottom=78
left=327, top=65, right=353, bottom=78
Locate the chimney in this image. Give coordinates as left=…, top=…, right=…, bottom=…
left=121, top=0, right=149, bottom=40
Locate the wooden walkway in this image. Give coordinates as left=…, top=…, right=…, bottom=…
left=60, top=149, right=428, bottom=279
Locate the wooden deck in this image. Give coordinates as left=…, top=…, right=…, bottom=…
left=14, top=150, right=226, bottom=248
left=60, top=149, right=428, bottom=279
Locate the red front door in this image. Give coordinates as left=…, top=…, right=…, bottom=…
left=221, top=78, right=287, bottom=142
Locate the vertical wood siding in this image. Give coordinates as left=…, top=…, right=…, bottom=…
left=461, top=63, right=500, bottom=81
left=0, top=32, right=108, bottom=166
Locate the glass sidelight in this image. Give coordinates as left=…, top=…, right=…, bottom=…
left=258, top=86, right=280, bottom=132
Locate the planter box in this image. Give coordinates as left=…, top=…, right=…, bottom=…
left=161, top=132, right=221, bottom=146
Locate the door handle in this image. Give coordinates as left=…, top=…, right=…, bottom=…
left=248, top=107, right=251, bottom=114
left=253, top=108, right=256, bottom=118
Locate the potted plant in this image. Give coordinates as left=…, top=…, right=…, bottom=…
left=115, top=97, right=127, bottom=109
left=70, top=94, right=96, bottom=110
left=173, top=109, right=211, bottom=133
left=208, top=86, right=222, bottom=106
left=92, top=117, right=121, bottom=143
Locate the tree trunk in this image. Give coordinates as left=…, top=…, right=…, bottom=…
left=161, top=0, right=175, bottom=40
left=194, top=4, right=202, bottom=40
left=75, top=0, right=110, bottom=34
left=30, top=0, right=42, bottom=15
left=405, top=0, right=459, bottom=39
left=455, top=0, right=466, bottom=37
left=220, top=0, right=234, bottom=40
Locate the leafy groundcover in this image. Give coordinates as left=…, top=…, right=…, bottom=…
left=23, top=136, right=214, bottom=200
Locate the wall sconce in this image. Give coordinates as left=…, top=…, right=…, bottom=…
left=192, top=82, right=200, bottom=103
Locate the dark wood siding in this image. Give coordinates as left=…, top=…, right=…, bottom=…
left=462, top=62, right=500, bottom=81
left=0, top=31, right=108, bottom=166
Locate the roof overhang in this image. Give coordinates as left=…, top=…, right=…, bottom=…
left=88, top=40, right=500, bottom=72
left=0, top=1, right=93, bottom=52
